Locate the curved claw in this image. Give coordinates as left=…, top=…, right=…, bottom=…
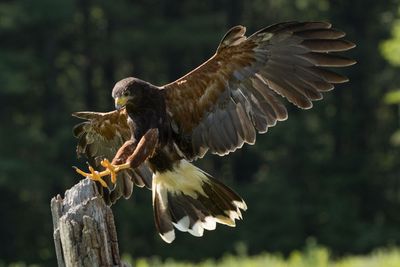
left=73, top=160, right=131, bottom=188
left=73, top=165, right=109, bottom=188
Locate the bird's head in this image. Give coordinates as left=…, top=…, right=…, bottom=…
left=112, top=77, right=150, bottom=110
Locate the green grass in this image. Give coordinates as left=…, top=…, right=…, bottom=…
left=125, top=246, right=400, bottom=267
left=2, top=246, right=400, bottom=267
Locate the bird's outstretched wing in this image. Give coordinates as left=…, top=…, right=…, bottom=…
left=163, top=21, right=356, bottom=159
left=72, top=108, right=152, bottom=204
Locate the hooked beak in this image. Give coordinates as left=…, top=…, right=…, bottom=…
left=115, top=96, right=128, bottom=110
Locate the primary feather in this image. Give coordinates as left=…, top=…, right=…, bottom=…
left=163, top=21, right=355, bottom=160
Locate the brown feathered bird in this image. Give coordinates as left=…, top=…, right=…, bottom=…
left=73, top=21, right=356, bottom=243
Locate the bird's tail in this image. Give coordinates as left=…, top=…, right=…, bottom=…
left=152, top=159, right=247, bottom=243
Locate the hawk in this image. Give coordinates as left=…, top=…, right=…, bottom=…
left=73, top=21, right=356, bottom=243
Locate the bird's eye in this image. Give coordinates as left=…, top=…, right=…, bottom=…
left=123, top=91, right=130, bottom=97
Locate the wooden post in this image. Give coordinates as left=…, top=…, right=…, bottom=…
left=51, top=178, right=130, bottom=267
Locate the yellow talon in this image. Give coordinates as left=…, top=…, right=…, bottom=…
left=73, top=165, right=109, bottom=188
left=101, top=159, right=117, bottom=184
left=74, top=159, right=131, bottom=188
left=74, top=166, right=91, bottom=177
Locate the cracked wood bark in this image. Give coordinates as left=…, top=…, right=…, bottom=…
left=51, top=178, right=130, bottom=267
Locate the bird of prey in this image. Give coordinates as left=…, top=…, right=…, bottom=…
left=73, top=21, right=355, bottom=243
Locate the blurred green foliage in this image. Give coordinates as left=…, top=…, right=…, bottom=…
left=384, top=90, right=400, bottom=104
left=2, top=245, right=400, bottom=267
left=1, top=0, right=400, bottom=266
left=381, top=19, right=400, bottom=66
left=126, top=244, right=400, bottom=267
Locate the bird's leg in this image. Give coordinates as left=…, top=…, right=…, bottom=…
left=74, top=128, right=159, bottom=187
left=126, top=128, right=159, bottom=169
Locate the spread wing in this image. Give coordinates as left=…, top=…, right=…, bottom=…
left=163, top=21, right=356, bottom=159
left=72, top=108, right=152, bottom=205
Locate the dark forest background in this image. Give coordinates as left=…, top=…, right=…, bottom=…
left=1, top=0, right=400, bottom=266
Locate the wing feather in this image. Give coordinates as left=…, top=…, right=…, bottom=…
left=162, top=21, right=356, bottom=159
left=72, top=109, right=152, bottom=204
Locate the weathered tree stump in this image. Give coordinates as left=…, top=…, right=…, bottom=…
left=51, top=178, right=130, bottom=267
